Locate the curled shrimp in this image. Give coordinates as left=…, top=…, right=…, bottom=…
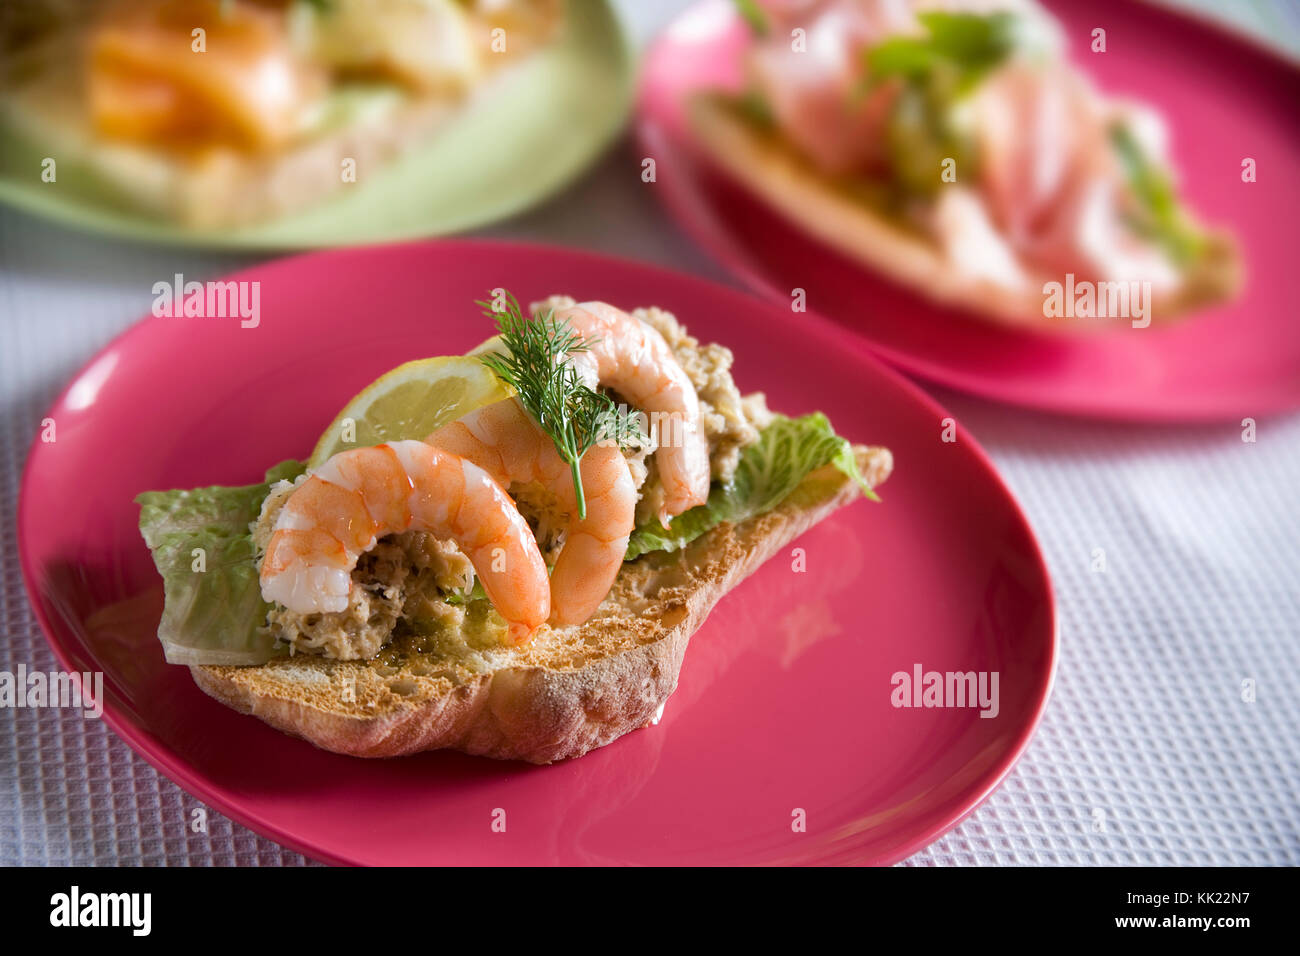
left=259, top=440, right=550, bottom=645
left=427, top=398, right=637, bottom=627
left=552, top=300, right=711, bottom=526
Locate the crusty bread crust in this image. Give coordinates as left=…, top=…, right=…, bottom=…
left=191, top=445, right=892, bottom=763
left=688, top=95, right=1240, bottom=328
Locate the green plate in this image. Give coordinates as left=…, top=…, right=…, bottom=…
left=0, top=0, right=631, bottom=249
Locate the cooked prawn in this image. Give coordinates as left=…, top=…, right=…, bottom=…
left=551, top=300, right=711, bottom=526
left=427, top=398, right=637, bottom=627
left=747, top=0, right=910, bottom=176
left=259, top=440, right=550, bottom=645
left=971, top=62, right=1180, bottom=288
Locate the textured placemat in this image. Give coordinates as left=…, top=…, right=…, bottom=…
left=2, top=0, right=1297, bottom=866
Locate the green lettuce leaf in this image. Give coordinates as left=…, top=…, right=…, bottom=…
left=625, top=413, right=877, bottom=560
left=136, top=460, right=305, bottom=665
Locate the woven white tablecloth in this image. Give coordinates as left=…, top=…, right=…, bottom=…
left=2, top=1, right=1297, bottom=866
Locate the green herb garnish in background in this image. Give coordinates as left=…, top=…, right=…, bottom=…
left=476, top=292, right=637, bottom=521
left=732, top=0, right=770, bottom=36
left=737, top=87, right=776, bottom=130
left=1110, top=123, right=1206, bottom=266
left=867, top=11, right=1018, bottom=93
left=863, top=11, right=1018, bottom=198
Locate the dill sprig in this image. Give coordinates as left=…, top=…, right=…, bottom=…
left=476, top=292, right=638, bottom=520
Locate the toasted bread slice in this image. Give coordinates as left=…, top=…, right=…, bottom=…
left=688, top=95, right=1241, bottom=328
left=191, top=444, right=892, bottom=764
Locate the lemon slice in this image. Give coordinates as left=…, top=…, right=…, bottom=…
left=466, top=333, right=505, bottom=357
left=307, top=356, right=513, bottom=468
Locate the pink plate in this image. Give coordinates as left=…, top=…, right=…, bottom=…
left=637, top=0, right=1300, bottom=421
left=18, top=240, right=1055, bottom=865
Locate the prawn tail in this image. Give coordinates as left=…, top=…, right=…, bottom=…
left=506, top=621, right=538, bottom=645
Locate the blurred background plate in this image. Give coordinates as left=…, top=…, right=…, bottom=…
left=0, top=0, right=632, bottom=250
left=636, top=0, right=1300, bottom=421
left=18, top=241, right=1054, bottom=865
